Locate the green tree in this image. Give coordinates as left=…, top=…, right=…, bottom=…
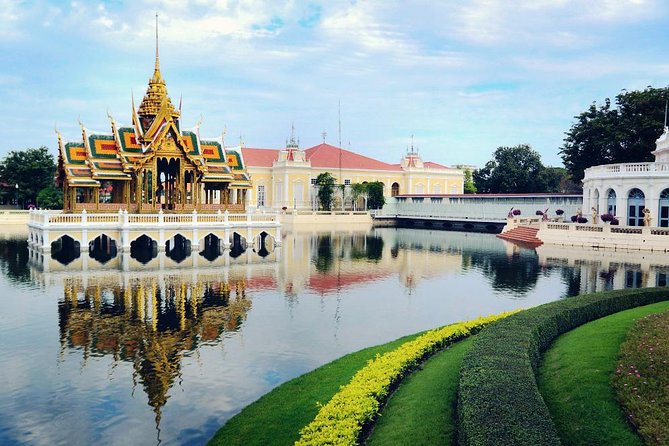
left=538, top=167, right=580, bottom=193
left=0, top=147, right=56, bottom=208
left=316, top=172, right=336, bottom=211
left=561, top=86, right=669, bottom=182
left=350, top=183, right=367, bottom=210
left=366, top=182, right=385, bottom=209
left=473, top=145, right=546, bottom=193
left=37, top=185, right=63, bottom=209
left=463, top=169, right=477, bottom=194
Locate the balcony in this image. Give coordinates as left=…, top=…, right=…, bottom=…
left=583, top=162, right=669, bottom=180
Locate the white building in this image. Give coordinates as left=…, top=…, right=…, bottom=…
left=582, top=126, right=669, bottom=227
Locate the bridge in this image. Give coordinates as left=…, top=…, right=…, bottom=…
left=373, top=194, right=583, bottom=232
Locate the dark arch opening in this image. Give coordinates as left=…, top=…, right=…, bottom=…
left=200, top=233, right=222, bottom=261
left=130, top=235, right=158, bottom=264
left=256, top=232, right=271, bottom=258
left=230, top=232, right=246, bottom=258
left=51, top=235, right=80, bottom=265
left=166, top=234, right=191, bottom=263
left=89, top=234, right=117, bottom=264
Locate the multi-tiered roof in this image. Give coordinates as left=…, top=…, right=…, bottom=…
left=56, top=40, right=250, bottom=190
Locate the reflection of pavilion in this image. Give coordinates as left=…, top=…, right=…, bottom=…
left=57, top=272, right=252, bottom=432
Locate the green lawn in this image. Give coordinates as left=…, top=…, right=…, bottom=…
left=208, top=332, right=425, bottom=446
left=367, top=336, right=475, bottom=446
left=538, top=300, right=669, bottom=446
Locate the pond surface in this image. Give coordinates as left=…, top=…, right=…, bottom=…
left=0, top=226, right=666, bottom=445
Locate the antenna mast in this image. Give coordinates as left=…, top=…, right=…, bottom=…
left=664, top=99, right=668, bottom=128
left=338, top=101, right=342, bottom=185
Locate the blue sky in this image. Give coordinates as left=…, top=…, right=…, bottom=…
left=1, top=0, right=668, bottom=168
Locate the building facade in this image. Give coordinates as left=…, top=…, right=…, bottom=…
left=242, top=133, right=464, bottom=210
left=582, top=126, right=669, bottom=227
left=55, top=49, right=251, bottom=214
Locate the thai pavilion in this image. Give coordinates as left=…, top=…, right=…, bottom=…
left=55, top=46, right=250, bottom=214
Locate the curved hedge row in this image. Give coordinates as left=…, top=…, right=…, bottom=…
left=458, top=287, right=669, bottom=446
left=296, top=311, right=517, bottom=445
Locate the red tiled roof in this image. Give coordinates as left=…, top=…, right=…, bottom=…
left=424, top=161, right=449, bottom=169
left=308, top=270, right=392, bottom=295
left=242, top=143, right=452, bottom=171
left=304, top=143, right=402, bottom=171
left=241, top=148, right=280, bottom=167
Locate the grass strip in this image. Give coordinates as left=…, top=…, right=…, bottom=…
left=208, top=331, right=427, bottom=446
left=612, top=309, right=669, bottom=445
left=457, top=288, right=669, bottom=446
left=539, top=301, right=669, bottom=445
left=296, top=312, right=515, bottom=445
left=367, top=336, right=475, bottom=446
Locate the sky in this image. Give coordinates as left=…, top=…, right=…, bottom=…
left=1, top=0, right=669, bottom=169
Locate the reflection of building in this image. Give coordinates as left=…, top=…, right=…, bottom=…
left=58, top=274, right=251, bottom=427
left=55, top=31, right=250, bottom=214
left=275, top=228, right=515, bottom=295
left=243, top=133, right=463, bottom=210
left=536, top=244, right=669, bottom=294
left=583, top=126, right=669, bottom=227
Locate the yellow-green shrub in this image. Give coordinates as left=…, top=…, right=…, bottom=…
left=296, top=311, right=517, bottom=445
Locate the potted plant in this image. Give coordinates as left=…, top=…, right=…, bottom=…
left=535, top=210, right=544, bottom=216
left=512, top=209, right=521, bottom=216
left=577, top=217, right=588, bottom=224
left=611, top=218, right=620, bottom=225
left=570, top=215, right=578, bottom=222
left=555, top=209, right=564, bottom=216
left=600, top=213, right=614, bottom=223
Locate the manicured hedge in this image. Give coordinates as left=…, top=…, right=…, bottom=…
left=296, top=312, right=517, bottom=445
left=457, top=288, right=669, bottom=446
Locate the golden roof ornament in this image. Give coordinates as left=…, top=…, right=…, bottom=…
left=137, top=13, right=179, bottom=118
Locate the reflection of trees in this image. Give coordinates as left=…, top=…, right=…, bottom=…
left=314, top=235, right=334, bottom=273
left=464, top=250, right=540, bottom=294
left=58, top=276, right=251, bottom=428
left=561, top=267, right=582, bottom=297
left=314, top=234, right=385, bottom=272
left=349, top=235, right=384, bottom=262
left=0, top=237, right=30, bottom=284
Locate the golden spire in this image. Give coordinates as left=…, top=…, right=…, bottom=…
left=137, top=13, right=178, bottom=118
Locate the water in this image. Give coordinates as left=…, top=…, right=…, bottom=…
left=0, top=226, right=664, bottom=445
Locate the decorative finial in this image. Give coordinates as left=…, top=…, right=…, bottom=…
left=222, top=125, right=227, bottom=147
left=321, top=131, right=327, bottom=143
left=155, top=12, right=159, bottom=70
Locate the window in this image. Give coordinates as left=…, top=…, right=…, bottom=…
left=391, top=182, right=400, bottom=197
left=310, top=178, right=317, bottom=185
left=257, top=185, right=265, bottom=207
left=607, top=189, right=617, bottom=215
left=627, top=188, right=645, bottom=226
left=344, top=179, right=351, bottom=186
left=660, top=189, right=669, bottom=227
